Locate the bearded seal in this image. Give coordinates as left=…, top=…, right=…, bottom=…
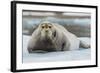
left=27, top=21, right=90, bottom=53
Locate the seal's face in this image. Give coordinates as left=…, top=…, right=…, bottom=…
left=39, top=21, right=55, bottom=41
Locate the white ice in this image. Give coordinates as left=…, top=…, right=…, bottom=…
left=22, top=35, right=91, bottom=63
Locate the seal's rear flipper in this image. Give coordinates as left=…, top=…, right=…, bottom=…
left=79, top=40, right=90, bottom=48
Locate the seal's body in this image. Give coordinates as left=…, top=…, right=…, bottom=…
left=27, top=21, right=90, bottom=53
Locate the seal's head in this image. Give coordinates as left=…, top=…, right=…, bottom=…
left=39, top=21, right=56, bottom=41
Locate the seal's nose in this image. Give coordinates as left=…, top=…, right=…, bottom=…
left=45, top=30, right=48, bottom=32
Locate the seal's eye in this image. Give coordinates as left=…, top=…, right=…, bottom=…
left=42, top=26, right=44, bottom=28
left=49, top=26, right=51, bottom=28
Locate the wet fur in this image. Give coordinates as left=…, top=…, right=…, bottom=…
left=27, top=21, right=90, bottom=53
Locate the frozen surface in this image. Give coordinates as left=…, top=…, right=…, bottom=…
left=22, top=35, right=91, bottom=63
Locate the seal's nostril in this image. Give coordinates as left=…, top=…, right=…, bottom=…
left=45, top=30, right=48, bottom=32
